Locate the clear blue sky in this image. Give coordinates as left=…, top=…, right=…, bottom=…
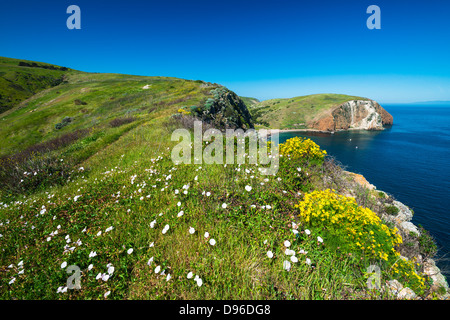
left=1, top=0, right=449, bottom=103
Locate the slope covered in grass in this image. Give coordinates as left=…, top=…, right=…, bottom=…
left=249, top=93, right=367, bottom=129
left=0, top=58, right=446, bottom=300
left=0, top=57, right=75, bottom=114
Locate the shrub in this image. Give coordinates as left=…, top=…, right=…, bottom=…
left=109, top=116, right=136, bottom=128
left=385, top=205, right=399, bottom=215
left=55, top=116, right=72, bottom=130
left=295, top=189, right=402, bottom=261
left=74, top=99, right=87, bottom=105
left=279, top=137, right=327, bottom=162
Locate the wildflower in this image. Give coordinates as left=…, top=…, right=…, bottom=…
left=177, top=210, right=184, bottom=217
left=189, top=227, right=195, bottom=234
left=107, top=266, right=115, bottom=275
left=105, top=226, right=113, bottom=233
left=177, top=201, right=181, bottom=207
left=162, top=224, right=170, bottom=234
left=245, top=185, right=252, bottom=192
left=73, top=195, right=81, bottom=202
left=187, top=272, right=193, bottom=279
left=102, top=274, right=110, bottom=281
left=127, top=248, right=133, bottom=254
left=204, top=232, right=209, bottom=238
left=283, top=260, right=291, bottom=271
left=285, top=249, right=295, bottom=256
left=304, top=229, right=311, bottom=235
left=147, top=257, right=154, bottom=266
left=96, top=273, right=102, bottom=280
left=196, top=278, right=203, bottom=287
left=267, top=251, right=274, bottom=259
left=166, top=273, right=172, bottom=281
left=89, top=251, right=97, bottom=258
left=317, top=236, right=323, bottom=243
left=61, top=262, right=67, bottom=269
left=88, top=264, right=93, bottom=271
left=209, top=239, right=216, bottom=246
left=206, top=192, right=211, bottom=197
left=175, top=189, right=179, bottom=194
left=306, top=258, right=311, bottom=265
left=155, top=265, right=161, bottom=273
left=290, top=256, right=298, bottom=263
left=104, top=291, right=111, bottom=298
left=9, top=277, right=16, bottom=284
left=150, top=220, right=156, bottom=228
left=221, top=203, right=227, bottom=209
left=284, top=240, right=291, bottom=247
left=96, top=231, right=102, bottom=237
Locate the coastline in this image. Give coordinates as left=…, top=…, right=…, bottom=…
left=347, top=171, right=449, bottom=299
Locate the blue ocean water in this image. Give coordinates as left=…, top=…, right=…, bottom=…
left=275, top=104, right=450, bottom=278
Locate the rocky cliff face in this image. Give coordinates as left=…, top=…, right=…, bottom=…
left=309, top=100, right=393, bottom=131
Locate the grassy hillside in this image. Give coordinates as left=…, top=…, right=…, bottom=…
left=0, top=58, right=445, bottom=300
left=249, top=93, right=367, bottom=129
left=0, top=57, right=76, bottom=114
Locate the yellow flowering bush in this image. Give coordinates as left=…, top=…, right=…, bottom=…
left=295, top=189, right=402, bottom=261
left=390, top=257, right=427, bottom=293
left=279, top=137, right=326, bottom=161
left=177, top=108, right=191, bottom=115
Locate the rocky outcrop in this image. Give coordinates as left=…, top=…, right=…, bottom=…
left=309, top=100, right=393, bottom=131
left=191, top=86, right=254, bottom=130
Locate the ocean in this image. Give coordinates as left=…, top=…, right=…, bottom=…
left=274, top=104, right=450, bottom=278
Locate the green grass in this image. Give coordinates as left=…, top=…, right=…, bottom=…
left=249, top=93, right=367, bottom=129
left=0, top=57, right=444, bottom=300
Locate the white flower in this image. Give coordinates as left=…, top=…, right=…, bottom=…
left=285, top=249, right=295, bottom=256
left=154, top=265, right=161, bottom=273
left=102, top=274, right=110, bottom=281
left=317, top=236, right=323, bottom=243
left=204, top=232, right=209, bottom=238
left=89, top=251, right=97, bottom=258
left=304, top=229, right=311, bottom=235
left=96, top=231, right=102, bottom=237
left=39, top=208, right=46, bottom=215
left=209, top=238, right=216, bottom=246
left=127, top=248, right=133, bottom=254
left=284, top=240, right=291, bottom=247
left=150, top=220, right=156, bottom=228
left=166, top=273, right=172, bottom=281
left=245, top=185, right=252, bottom=192
left=292, top=229, right=299, bottom=235
left=206, top=192, right=211, bottom=197
left=297, top=167, right=301, bottom=172
left=299, top=249, right=308, bottom=255
left=147, top=257, right=154, bottom=266
left=196, top=278, right=203, bottom=287
left=105, top=226, right=113, bottom=232
left=107, top=266, right=115, bottom=275
left=96, top=273, right=102, bottom=280
left=267, top=251, right=274, bottom=259
left=189, top=227, right=195, bottom=234
left=61, top=261, right=67, bottom=269
left=175, top=189, right=179, bottom=194
left=283, top=260, right=291, bottom=271
left=73, top=195, right=81, bottom=202
left=306, top=258, right=311, bottom=265
left=9, top=277, right=16, bottom=284
left=221, top=203, right=227, bottom=209
left=187, top=271, right=193, bottom=279
left=177, top=201, right=181, bottom=207
left=177, top=210, right=184, bottom=217
left=290, top=256, right=298, bottom=263
left=88, top=264, right=93, bottom=271
left=162, top=224, right=169, bottom=234
left=104, top=291, right=111, bottom=298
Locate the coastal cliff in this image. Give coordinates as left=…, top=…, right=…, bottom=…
left=309, top=100, right=393, bottom=132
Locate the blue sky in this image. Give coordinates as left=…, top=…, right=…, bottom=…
left=1, top=0, right=449, bottom=103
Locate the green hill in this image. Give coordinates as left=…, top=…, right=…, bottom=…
left=0, top=57, right=76, bottom=114
left=0, top=57, right=445, bottom=300
left=249, top=93, right=367, bottom=129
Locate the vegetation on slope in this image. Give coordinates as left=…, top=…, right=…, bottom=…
left=0, top=57, right=74, bottom=114
left=0, top=58, right=445, bottom=300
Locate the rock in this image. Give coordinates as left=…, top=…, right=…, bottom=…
left=392, top=200, right=414, bottom=223
left=397, top=287, right=417, bottom=300
left=309, top=100, right=393, bottom=131
left=423, top=259, right=449, bottom=293
left=345, top=171, right=376, bottom=190
left=400, top=221, right=421, bottom=237
left=386, top=279, right=403, bottom=296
